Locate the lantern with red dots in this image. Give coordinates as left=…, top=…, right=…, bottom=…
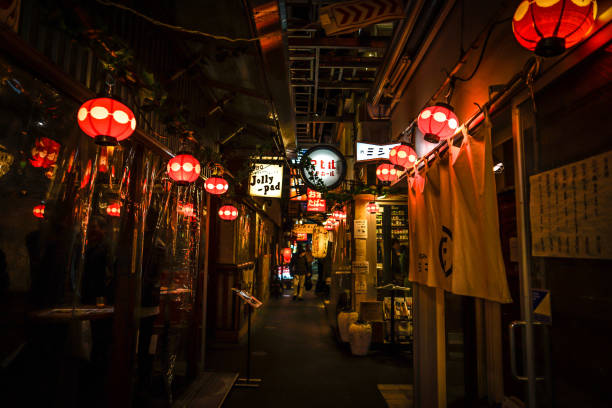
left=282, top=247, right=292, bottom=264
left=168, top=154, right=201, bottom=185
left=366, top=201, right=379, bottom=214
left=418, top=103, right=459, bottom=143
left=389, top=144, right=417, bottom=168
left=376, top=163, right=399, bottom=183
left=324, top=223, right=335, bottom=231
left=33, top=204, right=45, bottom=218
left=77, top=97, right=136, bottom=145
left=512, top=0, right=597, bottom=57
left=218, top=204, right=238, bottom=221
left=106, top=202, right=121, bottom=217
left=205, top=176, right=229, bottom=195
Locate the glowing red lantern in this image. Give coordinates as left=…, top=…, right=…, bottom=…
left=205, top=176, right=229, bottom=195
left=77, top=97, right=136, bottom=145
left=389, top=144, right=417, bottom=168
left=167, top=154, right=201, bottom=185
left=178, top=202, right=195, bottom=217
left=282, top=247, right=292, bottom=264
left=366, top=201, right=379, bottom=214
left=106, top=202, right=121, bottom=217
left=513, top=0, right=597, bottom=57
left=33, top=204, right=45, bottom=218
left=376, top=163, right=399, bottom=183
left=30, top=137, right=61, bottom=169
left=418, top=103, right=459, bottom=143
left=332, top=209, right=346, bottom=221
left=98, top=147, right=109, bottom=173
left=218, top=204, right=238, bottom=221
left=324, top=224, right=334, bottom=231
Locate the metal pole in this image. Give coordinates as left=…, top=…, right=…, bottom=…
left=512, top=103, right=537, bottom=408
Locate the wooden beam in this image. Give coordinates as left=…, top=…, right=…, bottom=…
left=288, top=37, right=388, bottom=49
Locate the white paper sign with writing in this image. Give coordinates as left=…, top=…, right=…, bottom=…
left=529, top=150, right=612, bottom=259
left=249, top=163, right=283, bottom=198
left=354, top=219, right=368, bottom=238
left=356, top=142, right=400, bottom=162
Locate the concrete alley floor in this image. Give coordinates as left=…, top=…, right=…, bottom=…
left=206, top=290, right=413, bottom=408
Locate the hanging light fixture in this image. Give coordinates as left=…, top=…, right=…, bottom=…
left=417, top=103, right=459, bottom=143
left=366, top=201, right=379, bottom=214
left=512, top=0, right=597, bottom=57
left=376, top=163, right=399, bottom=183
left=218, top=204, right=238, bottom=221
left=178, top=202, right=195, bottom=217
left=77, top=97, right=136, bottom=145
left=106, top=202, right=121, bottom=217
left=205, top=176, right=229, bottom=195
left=30, top=137, right=61, bottom=169
left=282, top=247, right=292, bottom=264
left=33, top=204, right=45, bottom=219
left=332, top=209, right=346, bottom=221
left=167, top=154, right=201, bottom=185
left=389, top=144, right=417, bottom=168
left=324, top=223, right=335, bottom=231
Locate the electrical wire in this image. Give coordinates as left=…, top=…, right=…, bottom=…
left=95, top=0, right=265, bottom=43
left=453, top=17, right=511, bottom=82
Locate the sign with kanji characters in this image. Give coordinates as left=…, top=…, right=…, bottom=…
left=355, top=142, right=401, bottom=162
left=300, top=145, right=346, bottom=191
left=296, top=232, right=308, bottom=241
left=249, top=163, right=283, bottom=198
left=293, top=224, right=316, bottom=234
left=319, top=0, right=403, bottom=36
left=529, top=150, right=612, bottom=259
left=306, top=189, right=326, bottom=212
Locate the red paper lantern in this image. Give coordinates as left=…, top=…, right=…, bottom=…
left=332, top=209, right=346, bottom=221
left=513, top=0, right=597, bottom=57
left=98, top=147, right=109, bottom=173
left=376, top=163, right=399, bottom=183
left=33, top=204, right=45, bottom=218
left=167, top=154, right=201, bottom=185
left=418, top=103, right=459, bottom=143
left=282, top=247, right=292, bottom=264
left=30, top=137, right=61, bottom=169
left=366, top=201, right=379, bottom=214
left=178, top=202, right=195, bottom=217
left=324, top=223, right=335, bottom=231
left=218, top=204, right=238, bottom=221
left=106, top=202, right=121, bottom=217
left=389, top=144, right=417, bottom=168
left=205, top=176, right=229, bottom=195
left=77, top=97, right=136, bottom=145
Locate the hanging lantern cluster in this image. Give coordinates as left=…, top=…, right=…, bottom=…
left=168, top=154, right=201, bottom=185
left=77, top=97, right=136, bottom=145
left=205, top=176, right=229, bottom=195
left=33, top=204, right=45, bottom=219
left=366, top=201, right=379, bottom=214
left=376, top=163, right=399, bottom=183
left=218, top=204, right=238, bottom=221
left=418, top=103, right=459, bottom=143
left=389, top=144, right=417, bottom=168
left=512, top=0, right=597, bottom=57
left=106, top=202, right=121, bottom=217
left=332, top=209, right=346, bottom=221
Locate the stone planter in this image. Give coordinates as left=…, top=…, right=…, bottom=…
left=349, top=322, right=372, bottom=356
left=337, top=311, right=358, bottom=342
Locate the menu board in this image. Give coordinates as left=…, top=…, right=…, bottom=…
left=390, top=205, right=409, bottom=242
left=529, top=150, right=612, bottom=259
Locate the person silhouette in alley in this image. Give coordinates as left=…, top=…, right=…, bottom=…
left=290, top=246, right=310, bottom=301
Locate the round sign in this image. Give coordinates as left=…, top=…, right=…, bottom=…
left=299, top=145, right=346, bottom=191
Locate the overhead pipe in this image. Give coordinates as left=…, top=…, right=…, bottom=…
left=368, top=0, right=426, bottom=106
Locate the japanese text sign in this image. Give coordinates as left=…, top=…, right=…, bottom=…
left=300, top=145, right=346, bottom=191
left=306, top=188, right=326, bottom=212
left=355, top=142, right=401, bottom=162
left=249, top=163, right=283, bottom=198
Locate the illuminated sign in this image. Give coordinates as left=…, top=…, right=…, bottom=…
left=306, top=189, right=326, bottom=212
left=249, top=163, right=283, bottom=198
left=296, top=233, right=308, bottom=241
left=299, top=145, right=346, bottom=191
left=355, top=142, right=401, bottom=162
left=289, top=168, right=307, bottom=201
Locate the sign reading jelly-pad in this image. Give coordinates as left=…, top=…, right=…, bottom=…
left=249, top=163, right=283, bottom=198
left=299, top=145, right=346, bottom=192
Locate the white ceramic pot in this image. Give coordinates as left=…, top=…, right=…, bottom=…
left=337, top=311, right=359, bottom=342
left=349, top=322, right=372, bottom=356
